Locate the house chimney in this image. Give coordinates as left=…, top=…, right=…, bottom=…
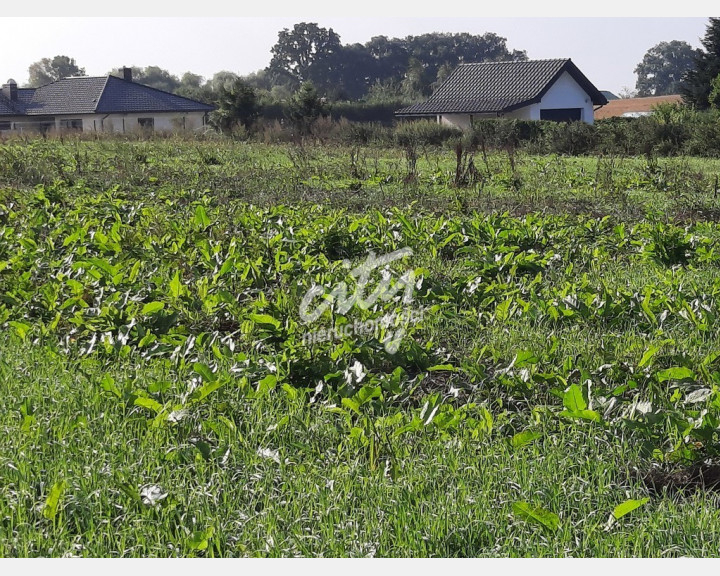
left=122, top=67, right=133, bottom=82
left=2, top=79, right=18, bottom=102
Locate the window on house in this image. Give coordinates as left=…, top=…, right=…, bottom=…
left=138, top=117, right=155, bottom=131
left=540, top=108, right=582, bottom=122
left=0, top=122, right=11, bottom=131
left=59, top=119, right=83, bottom=131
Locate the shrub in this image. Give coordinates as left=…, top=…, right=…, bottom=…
left=394, top=120, right=462, bottom=148
left=539, top=120, right=597, bottom=155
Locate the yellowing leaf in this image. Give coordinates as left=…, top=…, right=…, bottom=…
left=612, top=498, right=649, bottom=520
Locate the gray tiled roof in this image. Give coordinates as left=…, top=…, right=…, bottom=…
left=396, top=59, right=607, bottom=116
left=96, top=76, right=214, bottom=113
left=25, top=77, right=108, bottom=115
left=0, top=75, right=214, bottom=117
left=0, top=97, right=16, bottom=115
left=0, top=88, right=34, bottom=115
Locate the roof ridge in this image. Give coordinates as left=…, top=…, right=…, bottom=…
left=457, top=58, right=570, bottom=67
left=106, top=74, right=214, bottom=107
left=94, top=74, right=112, bottom=113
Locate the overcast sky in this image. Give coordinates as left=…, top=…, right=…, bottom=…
left=1, top=17, right=711, bottom=94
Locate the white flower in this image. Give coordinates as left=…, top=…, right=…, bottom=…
left=140, top=484, right=168, bottom=507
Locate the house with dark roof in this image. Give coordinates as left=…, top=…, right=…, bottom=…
left=396, top=59, right=607, bottom=128
left=0, top=68, right=214, bottom=134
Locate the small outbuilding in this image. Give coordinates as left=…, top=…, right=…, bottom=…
left=396, top=58, right=607, bottom=127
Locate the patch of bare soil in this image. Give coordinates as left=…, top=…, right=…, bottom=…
left=637, top=461, right=720, bottom=495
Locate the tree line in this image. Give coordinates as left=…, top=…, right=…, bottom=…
left=18, top=18, right=720, bottom=130
left=23, top=23, right=526, bottom=103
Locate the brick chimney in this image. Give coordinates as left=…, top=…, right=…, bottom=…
left=2, top=79, right=18, bottom=102
left=122, top=67, right=132, bottom=82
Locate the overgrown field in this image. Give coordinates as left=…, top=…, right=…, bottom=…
left=2, top=138, right=720, bottom=557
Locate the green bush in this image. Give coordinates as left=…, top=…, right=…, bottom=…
left=394, top=120, right=462, bottom=148
left=538, top=120, right=597, bottom=155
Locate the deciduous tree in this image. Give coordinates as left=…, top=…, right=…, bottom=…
left=634, top=40, right=697, bottom=96
left=268, top=22, right=343, bottom=93
left=27, top=56, right=85, bottom=87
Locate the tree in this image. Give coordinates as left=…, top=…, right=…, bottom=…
left=175, top=72, right=210, bottom=102
left=287, top=82, right=327, bottom=135
left=331, top=43, right=378, bottom=100
left=268, top=22, right=343, bottom=92
left=618, top=86, right=638, bottom=99
left=207, top=71, right=240, bottom=94
left=27, top=56, right=85, bottom=87
left=634, top=40, right=697, bottom=96
left=211, top=78, right=259, bottom=134
left=682, top=17, right=720, bottom=108
left=108, top=66, right=181, bottom=93
left=709, top=73, right=720, bottom=109
left=401, top=57, right=428, bottom=100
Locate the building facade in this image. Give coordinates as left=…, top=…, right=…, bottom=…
left=396, top=59, right=607, bottom=127
left=0, top=68, right=213, bottom=134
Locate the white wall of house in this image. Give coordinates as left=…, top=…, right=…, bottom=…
left=0, top=117, right=25, bottom=132
left=1, top=111, right=208, bottom=134
left=438, top=71, right=596, bottom=129
left=92, top=112, right=208, bottom=133
left=526, top=72, right=595, bottom=124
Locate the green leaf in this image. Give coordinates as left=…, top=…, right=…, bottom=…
left=100, top=374, right=121, bottom=399
left=638, top=344, right=661, bottom=369
left=190, top=380, right=224, bottom=403
left=255, top=374, right=277, bottom=397
left=612, top=498, right=650, bottom=520
left=641, top=290, right=656, bottom=325
left=9, top=320, right=31, bottom=341
left=342, top=385, right=382, bottom=415
left=656, top=367, right=696, bottom=382
left=249, top=313, right=281, bottom=331
left=282, top=383, right=298, bottom=400
left=193, top=362, right=217, bottom=383
left=141, top=301, right=165, bottom=315
left=134, top=397, right=163, bottom=414
left=512, top=501, right=559, bottom=531
left=341, top=397, right=361, bottom=415
left=169, top=271, right=183, bottom=299
left=427, top=364, right=456, bottom=372
left=560, top=408, right=602, bottom=422
left=514, top=350, right=539, bottom=368
left=563, top=384, right=587, bottom=412
left=43, top=480, right=68, bottom=520
left=355, top=385, right=382, bottom=406
left=188, top=526, right=215, bottom=551
left=511, top=430, right=541, bottom=449
left=194, top=205, right=211, bottom=229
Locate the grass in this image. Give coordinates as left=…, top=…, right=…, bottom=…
left=3, top=338, right=720, bottom=558
left=1, top=136, right=720, bottom=557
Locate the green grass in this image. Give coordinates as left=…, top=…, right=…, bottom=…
left=1, top=137, right=720, bottom=557
left=3, top=339, right=720, bottom=557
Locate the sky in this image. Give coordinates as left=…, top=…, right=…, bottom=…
left=1, top=17, right=712, bottom=95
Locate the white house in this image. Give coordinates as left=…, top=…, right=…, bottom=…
left=396, top=59, right=607, bottom=127
left=0, top=68, right=214, bottom=134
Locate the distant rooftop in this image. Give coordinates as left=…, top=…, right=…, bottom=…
left=594, top=94, right=683, bottom=119
left=396, top=59, right=607, bottom=116
left=0, top=74, right=214, bottom=117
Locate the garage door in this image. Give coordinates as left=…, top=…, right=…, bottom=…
left=540, top=108, right=582, bottom=122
